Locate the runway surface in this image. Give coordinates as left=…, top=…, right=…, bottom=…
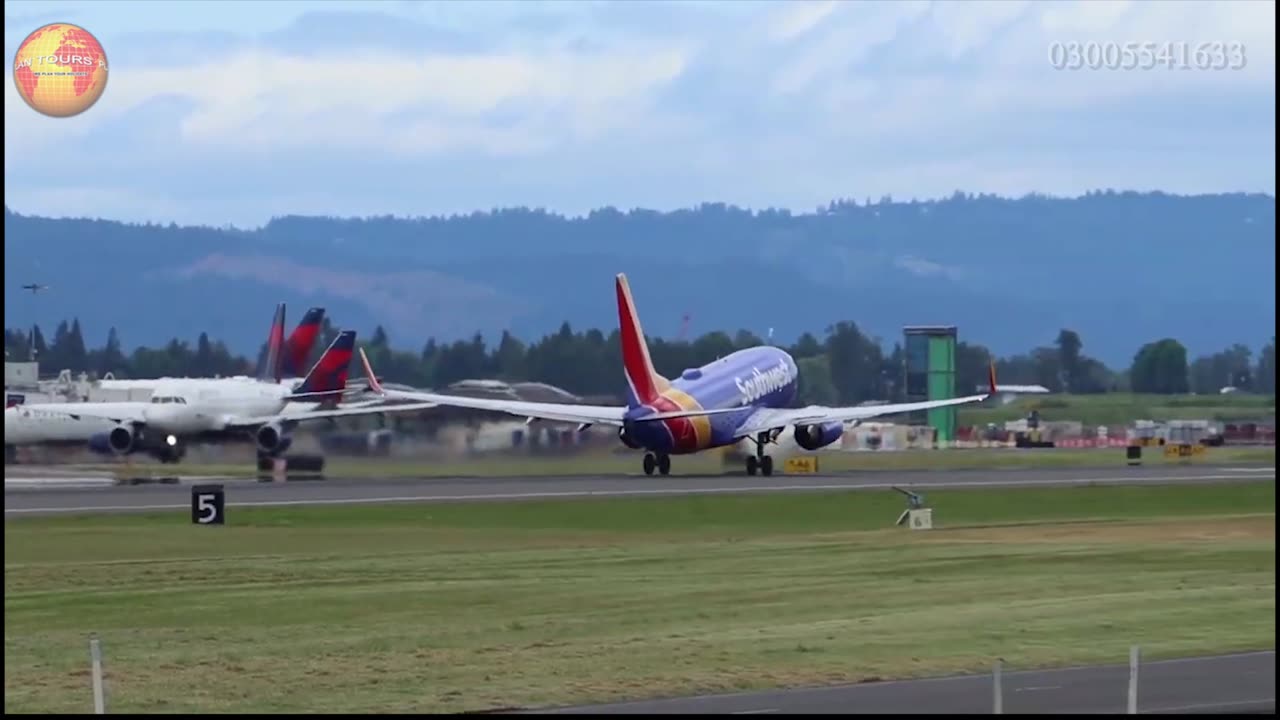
left=5, top=463, right=1274, bottom=516
left=531, top=650, right=1275, bottom=714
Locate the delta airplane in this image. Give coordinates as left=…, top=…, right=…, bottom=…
left=92, top=303, right=328, bottom=393
left=87, top=304, right=383, bottom=412
left=6, top=330, right=437, bottom=463
left=359, top=273, right=997, bottom=476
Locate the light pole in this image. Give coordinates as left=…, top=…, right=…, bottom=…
left=21, top=283, right=48, bottom=362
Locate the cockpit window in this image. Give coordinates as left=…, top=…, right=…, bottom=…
left=149, top=396, right=187, bottom=404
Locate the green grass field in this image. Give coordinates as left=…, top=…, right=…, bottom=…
left=5, top=482, right=1274, bottom=713
left=73, top=444, right=1277, bottom=479
left=958, top=392, right=1275, bottom=427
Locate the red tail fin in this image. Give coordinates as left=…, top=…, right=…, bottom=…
left=295, top=330, right=355, bottom=398
left=283, top=307, right=325, bottom=378
left=616, top=273, right=660, bottom=407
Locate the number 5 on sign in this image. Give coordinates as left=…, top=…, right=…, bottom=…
left=191, top=484, right=225, bottom=525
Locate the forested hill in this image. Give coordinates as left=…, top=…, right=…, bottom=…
left=4, top=191, right=1274, bottom=367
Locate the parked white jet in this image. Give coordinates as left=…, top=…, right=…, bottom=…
left=7, top=331, right=435, bottom=463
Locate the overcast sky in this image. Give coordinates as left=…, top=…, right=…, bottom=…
left=4, top=0, right=1275, bottom=228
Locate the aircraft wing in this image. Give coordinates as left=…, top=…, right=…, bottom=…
left=363, top=389, right=744, bottom=427
left=732, top=361, right=999, bottom=437
left=35, top=401, right=439, bottom=431
left=224, top=401, right=440, bottom=429
left=39, top=407, right=143, bottom=425
left=732, top=393, right=991, bottom=437
left=357, top=349, right=739, bottom=428
left=376, top=389, right=631, bottom=425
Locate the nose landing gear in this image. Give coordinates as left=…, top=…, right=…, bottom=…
left=151, top=435, right=186, bottom=464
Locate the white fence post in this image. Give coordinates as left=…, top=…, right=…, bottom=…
left=1127, top=645, right=1140, bottom=714
left=993, top=658, right=1003, bottom=714
left=89, top=634, right=105, bottom=714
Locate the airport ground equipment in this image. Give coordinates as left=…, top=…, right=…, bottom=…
left=893, top=486, right=932, bottom=530
left=784, top=455, right=819, bottom=473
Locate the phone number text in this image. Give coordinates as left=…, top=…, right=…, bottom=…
left=1048, top=41, right=1246, bottom=70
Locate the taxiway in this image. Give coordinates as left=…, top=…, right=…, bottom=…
left=533, top=650, right=1275, bottom=714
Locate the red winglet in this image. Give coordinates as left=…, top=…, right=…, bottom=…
left=359, top=347, right=385, bottom=396
left=988, top=360, right=998, bottom=395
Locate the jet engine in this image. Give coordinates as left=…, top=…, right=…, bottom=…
left=617, top=426, right=644, bottom=450
left=255, top=422, right=293, bottom=456
left=88, top=425, right=139, bottom=456
left=793, top=421, right=844, bottom=450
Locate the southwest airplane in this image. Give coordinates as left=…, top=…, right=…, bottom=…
left=360, top=273, right=997, bottom=476
left=6, top=331, right=437, bottom=463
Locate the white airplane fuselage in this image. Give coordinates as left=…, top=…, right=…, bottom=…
left=5, top=403, right=127, bottom=445
left=8, top=375, right=379, bottom=453
left=7, top=381, right=294, bottom=444
left=121, top=379, right=297, bottom=435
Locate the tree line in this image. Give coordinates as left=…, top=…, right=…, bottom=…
left=5, top=318, right=1276, bottom=406
left=7, top=191, right=1275, bottom=367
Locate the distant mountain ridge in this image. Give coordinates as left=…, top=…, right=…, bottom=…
left=4, top=191, right=1275, bottom=367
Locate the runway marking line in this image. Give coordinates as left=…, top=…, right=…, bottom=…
left=529, top=651, right=1275, bottom=712
left=1014, top=685, right=1063, bottom=692
left=5, top=468, right=1274, bottom=512
left=1141, top=698, right=1275, bottom=713
left=5, top=472, right=1274, bottom=515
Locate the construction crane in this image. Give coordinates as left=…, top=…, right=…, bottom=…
left=677, top=312, right=691, bottom=341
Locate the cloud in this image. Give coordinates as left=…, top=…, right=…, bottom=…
left=2, top=1, right=1273, bottom=228
left=768, top=1, right=839, bottom=44
left=929, top=0, right=1031, bottom=58
left=766, top=1, right=930, bottom=96
left=7, top=43, right=689, bottom=158
left=1039, top=0, right=1135, bottom=34
left=893, top=255, right=965, bottom=281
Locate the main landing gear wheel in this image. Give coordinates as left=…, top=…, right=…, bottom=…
left=745, top=432, right=775, bottom=476
left=643, top=453, right=672, bottom=476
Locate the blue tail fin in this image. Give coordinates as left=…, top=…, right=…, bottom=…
left=292, top=330, right=356, bottom=401
left=255, top=302, right=286, bottom=383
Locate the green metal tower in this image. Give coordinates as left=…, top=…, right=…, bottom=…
left=903, top=325, right=958, bottom=445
